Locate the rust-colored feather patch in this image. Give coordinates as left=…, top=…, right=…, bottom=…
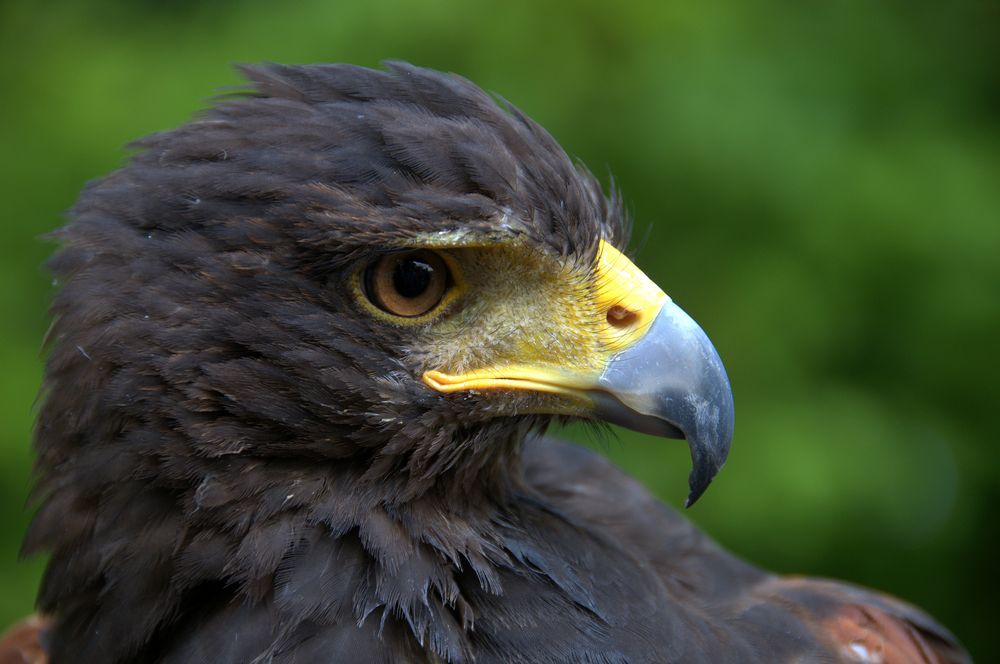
left=0, top=615, right=48, bottom=664
left=757, top=576, right=970, bottom=664
left=824, top=604, right=944, bottom=663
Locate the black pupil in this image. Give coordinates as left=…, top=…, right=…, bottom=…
left=393, top=257, right=433, bottom=298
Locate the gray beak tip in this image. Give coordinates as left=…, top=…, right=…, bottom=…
left=685, top=445, right=730, bottom=508
left=682, top=359, right=735, bottom=507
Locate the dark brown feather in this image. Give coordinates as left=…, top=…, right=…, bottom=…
left=16, top=62, right=969, bottom=663
left=521, top=438, right=971, bottom=663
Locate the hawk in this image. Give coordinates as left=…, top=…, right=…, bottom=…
left=1, top=63, right=969, bottom=663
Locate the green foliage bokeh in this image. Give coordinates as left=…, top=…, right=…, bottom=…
left=1, top=0, right=996, bottom=659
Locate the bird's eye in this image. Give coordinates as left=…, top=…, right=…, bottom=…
left=363, top=250, right=451, bottom=318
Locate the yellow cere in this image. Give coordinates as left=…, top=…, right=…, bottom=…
left=417, top=238, right=669, bottom=405
left=591, top=240, right=669, bottom=353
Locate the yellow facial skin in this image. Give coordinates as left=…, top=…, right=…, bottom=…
left=412, top=239, right=668, bottom=408
left=363, top=233, right=734, bottom=506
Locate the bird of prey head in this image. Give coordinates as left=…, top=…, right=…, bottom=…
left=17, top=63, right=967, bottom=664
left=37, top=61, right=733, bottom=504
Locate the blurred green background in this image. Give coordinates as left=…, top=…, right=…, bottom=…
left=1, top=0, right=997, bottom=659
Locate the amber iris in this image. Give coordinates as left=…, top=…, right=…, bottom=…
left=365, top=250, right=450, bottom=317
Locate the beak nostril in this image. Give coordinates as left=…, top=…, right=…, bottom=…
left=607, top=305, right=638, bottom=329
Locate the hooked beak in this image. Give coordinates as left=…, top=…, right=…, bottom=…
left=591, top=300, right=734, bottom=506
left=423, top=240, right=734, bottom=505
